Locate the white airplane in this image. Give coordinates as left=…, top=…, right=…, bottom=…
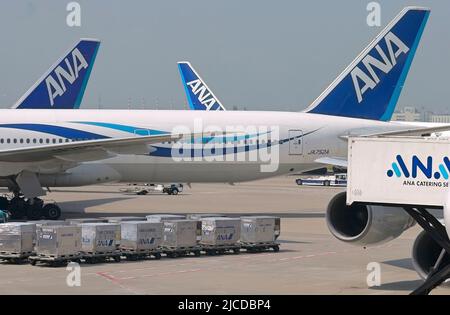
left=0, top=7, right=441, bottom=222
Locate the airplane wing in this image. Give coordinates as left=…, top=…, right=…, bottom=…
left=339, top=125, right=450, bottom=141
left=361, top=125, right=450, bottom=137
left=326, top=125, right=450, bottom=168
left=0, top=133, right=187, bottom=163
left=314, top=157, right=348, bottom=168
left=0, top=132, right=210, bottom=198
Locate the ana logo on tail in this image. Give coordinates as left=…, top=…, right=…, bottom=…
left=186, top=79, right=219, bottom=110
left=45, top=48, right=88, bottom=106
left=351, top=31, right=410, bottom=103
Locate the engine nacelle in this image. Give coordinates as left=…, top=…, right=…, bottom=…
left=413, top=194, right=450, bottom=279
left=412, top=229, right=450, bottom=279
left=38, top=164, right=121, bottom=187
left=326, top=192, right=416, bottom=246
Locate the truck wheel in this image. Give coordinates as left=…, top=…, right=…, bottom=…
left=296, top=179, right=303, bottom=185
left=171, top=189, right=179, bottom=195
left=324, top=181, right=330, bottom=187
left=154, top=252, right=162, bottom=260
left=43, top=204, right=61, bottom=220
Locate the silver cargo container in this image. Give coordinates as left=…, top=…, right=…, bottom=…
left=66, top=218, right=108, bottom=225
left=187, top=214, right=227, bottom=220
left=162, top=220, right=200, bottom=248
left=240, top=216, right=280, bottom=243
left=28, top=220, right=69, bottom=228
left=0, top=223, right=35, bottom=253
left=80, top=223, right=120, bottom=253
left=102, top=216, right=146, bottom=223
left=201, top=217, right=240, bottom=246
left=146, top=214, right=186, bottom=222
left=35, top=225, right=81, bottom=257
left=120, top=221, right=163, bottom=250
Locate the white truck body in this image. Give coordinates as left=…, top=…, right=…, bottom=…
left=347, top=137, right=450, bottom=207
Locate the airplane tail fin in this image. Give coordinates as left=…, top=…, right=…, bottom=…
left=305, top=7, right=430, bottom=121
left=13, top=38, right=100, bottom=109
left=178, top=61, right=226, bottom=111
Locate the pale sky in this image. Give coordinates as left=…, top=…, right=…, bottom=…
left=0, top=0, right=448, bottom=112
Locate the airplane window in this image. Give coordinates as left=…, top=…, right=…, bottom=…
left=52, top=139, right=56, bottom=144
left=39, top=139, right=43, bottom=144
left=6, top=139, right=10, bottom=144
left=26, top=139, right=30, bottom=144
left=13, top=139, right=17, bottom=144
left=46, top=139, right=50, bottom=144
left=59, top=139, right=63, bottom=143
left=33, top=139, right=37, bottom=144
left=0, top=139, right=3, bottom=144
left=20, top=139, right=23, bottom=144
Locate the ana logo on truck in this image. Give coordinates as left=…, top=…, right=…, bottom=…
left=387, top=155, right=450, bottom=187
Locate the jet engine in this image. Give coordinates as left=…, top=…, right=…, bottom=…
left=411, top=191, right=450, bottom=279
left=326, top=192, right=416, bottom=246
left=38, top=164, right=121, bottom=187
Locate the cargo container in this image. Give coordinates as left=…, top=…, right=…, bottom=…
left=35, top=225, right=81, bottom=257
left=146, top=214, right=186, bottom=222
left=120, top=221, right=163, bottom=250
left=0, top=223, right=35, bottom=254
left=187, top=214, right=227, bottom=220
left=101, top=216, right=146, bottom=223
left=80, top=223, right=120, bottom=253
left=240, top=216, right=280, bottom=243
left=200, top=217, right=241, bottom=246
left=66, top=218, right=108, bottom=225
left=28, top=220, right=69, bottom=228
left=162, top=220, right=200, bottom=248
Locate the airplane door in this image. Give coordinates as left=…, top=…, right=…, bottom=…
left=288, top=130, right=303, bottom=155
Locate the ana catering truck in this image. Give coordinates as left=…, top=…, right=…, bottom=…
left=342, top=136, right=450, bottom=295
left=347, top=136, right=450, bottom=207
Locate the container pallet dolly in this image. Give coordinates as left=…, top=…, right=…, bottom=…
left=29, top=254, right=82, bottom=267
left=240, top=242, right=280, bottom=253
left=201, top=244, right=241, bottom=256
left=81, top=251, right=122, bottom=264
left=0, top=251, right=34, bottom=264
left=120, top=248, right=162, bottom=261
left=161, top=246, right=202, bottom=258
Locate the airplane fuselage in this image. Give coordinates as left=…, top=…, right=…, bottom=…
left=0, top=109, right=418, bottom=184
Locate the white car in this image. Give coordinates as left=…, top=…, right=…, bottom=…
left=120, top=183, right=184, bottom=195
left=296, top=174, right=347, bottom=187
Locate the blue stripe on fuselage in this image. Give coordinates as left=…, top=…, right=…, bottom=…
left=0, top=124, right=109, bottom=139
left=71, top=121, right=168, bottom=135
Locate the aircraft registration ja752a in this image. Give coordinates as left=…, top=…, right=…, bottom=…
left=0, top=7, right=444, bottom=220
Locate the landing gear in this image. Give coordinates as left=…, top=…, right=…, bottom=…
left=43, top=203, right=61, bottom=220
left=403, top=207, right=450, bottom=295
left=6, top=194, right=61, bottom=220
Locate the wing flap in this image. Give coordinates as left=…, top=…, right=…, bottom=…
left=0, top=133, right=185, bottom=162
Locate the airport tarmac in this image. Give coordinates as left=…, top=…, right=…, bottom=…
left=0, top=176, right=448, bottom=295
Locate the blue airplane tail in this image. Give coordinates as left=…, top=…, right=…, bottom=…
left=305, top=7, right=430, bottom=121
left=13, top=38, right=100, bottom=109
left=178, top=61, right=226, bottom=111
